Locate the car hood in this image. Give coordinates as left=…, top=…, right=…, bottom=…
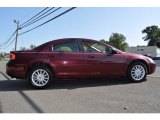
left=122, top=52, right=148, bottom=59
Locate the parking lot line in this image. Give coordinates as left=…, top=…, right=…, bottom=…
left=148, top=75, right=160, bottom=78
left=156, top=67, right=160, bottom=70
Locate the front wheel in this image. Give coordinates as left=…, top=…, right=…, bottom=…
left=128, top=62, right=147, bottom=82
left=29, top=66, right=54, bottom=89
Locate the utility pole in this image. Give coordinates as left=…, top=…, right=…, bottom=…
left=14, top=20, right=20, bottom=51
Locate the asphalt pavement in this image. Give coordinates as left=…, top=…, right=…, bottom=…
left=0, top=61, right=160, bottom=113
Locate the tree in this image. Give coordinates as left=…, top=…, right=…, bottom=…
left=30, top=44, right=36, bottom=49
left=20, top=44, right=36, bottom=51
left=156, top=42, right=160, bottom=48
left=20, top=47, right=27, bottom=51
left=142, top=25, right=160, bottom=46
left=100, top=39, right=109, bottom=44
left=108, top=33, right=128, bottom=51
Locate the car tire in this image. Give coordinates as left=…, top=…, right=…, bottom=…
left=29, top=66, right=54, bottom=89
left=128, top=62, right=147, bottom=83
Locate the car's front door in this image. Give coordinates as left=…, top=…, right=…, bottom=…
left=81, top=40, right=125, bottom=77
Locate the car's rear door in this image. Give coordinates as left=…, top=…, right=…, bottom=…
left=48, top=39, right=87, bottom=78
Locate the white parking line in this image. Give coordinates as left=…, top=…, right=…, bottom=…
left=156, top=67, right=160, bottom=70
left=148, top=75, right=160, bottom=78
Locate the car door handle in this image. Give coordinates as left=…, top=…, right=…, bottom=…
left=88, top=55, right=95, bottom=58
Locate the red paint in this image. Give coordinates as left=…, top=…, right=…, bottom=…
left=6, top=38, right=156, bottom=79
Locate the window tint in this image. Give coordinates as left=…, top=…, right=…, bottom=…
left=81, top=40, right=112, bottom=53
left=49, top=40, right=79, bottom=52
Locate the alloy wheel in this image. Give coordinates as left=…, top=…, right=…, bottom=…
left=131, top=65, right=145, bottom=81
left=31, top=69, right=50, bottom=87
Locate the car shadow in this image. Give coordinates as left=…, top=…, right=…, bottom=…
left=52, top=78, right=132, bottom=90
left=0, top=70, right=137, bottom=91
left=0, top=77, right=134, bottom=91
left=0, top=102, right=2, bottom=113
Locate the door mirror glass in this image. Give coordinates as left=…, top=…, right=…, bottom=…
left=106, top=47, right=117, bottom=54
left=111, top=49, right=117, bottom=54
left=105, top=47, right=112, bottom=54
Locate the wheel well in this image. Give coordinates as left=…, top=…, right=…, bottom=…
left=26, top=62, right=54, bottom=78
left=127, top=60, right=149, bottom=75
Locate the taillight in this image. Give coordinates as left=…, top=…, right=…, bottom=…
left=10, top=53, right=16, bottom=60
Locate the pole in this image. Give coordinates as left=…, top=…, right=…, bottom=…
left=14, top=20, right=19, bottom=51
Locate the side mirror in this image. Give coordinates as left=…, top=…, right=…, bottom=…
left=106, top=47, right=117, bottom=54
left=111, top=49, right=117, bottom=54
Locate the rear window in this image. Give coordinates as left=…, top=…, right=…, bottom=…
left=33, top=42, right=48, bottom=51
left=49, top=40, right=79, bottom=52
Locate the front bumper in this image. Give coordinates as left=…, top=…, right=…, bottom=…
left=148, top=62, right=156, bottom=74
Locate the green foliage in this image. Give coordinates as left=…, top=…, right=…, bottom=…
left=156, top=42, right=160, bottom=48
left=100, top=39, right=109, bottom=44
left=20, top=44, right=36, bottom=51
left=0, top=52, right=9, bottom=60
left=142, top=25, right=160, bottom=47
left=30, top=44, right=36, bottom=49
left=20, top=47, right=28, bottom=51
left=0, top=53, right=3, bottom=61
left=100, top=33, right=129, bottom=51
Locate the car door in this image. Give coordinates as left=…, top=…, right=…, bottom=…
left=48, top=39, right=87, bottom=78
left=80, top=40, right=125, bottom=77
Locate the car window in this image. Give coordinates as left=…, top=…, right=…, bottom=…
left=49, top=40, right=79, bottom=52
left=81, top=40, right=112, bottom=53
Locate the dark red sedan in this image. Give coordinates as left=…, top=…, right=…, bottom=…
left=6, top=38, right=156, bottom=89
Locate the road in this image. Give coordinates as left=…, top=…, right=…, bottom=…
left=0, top=61, right=160, bottom=113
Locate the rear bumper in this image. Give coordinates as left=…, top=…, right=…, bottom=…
left=148, top=62, right=156, bottom=74
left=6, top=60, right=27, bottom=79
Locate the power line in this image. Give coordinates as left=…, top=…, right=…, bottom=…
left=20, top=7, right=49, bottom=27
left=20, top=7, right=61, bottom=29
left=0, top=30, right=16, bottom=47
left=1, top=7, right=76, bottom=50
left=21, top=8, right=39, bottom=22
left=0, top=38, right=16, bottom=49
left=21, top=7, right=60, bottom=29
left=19, top=7, right=76, bottom=36
left=20, top=7, right=55, bottom=29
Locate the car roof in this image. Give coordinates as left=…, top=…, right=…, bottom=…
left=33, top=38, right=98, bottom=51
left=51, top=38, right=97, bottom=42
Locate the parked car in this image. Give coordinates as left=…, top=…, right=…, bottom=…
left=6, top=38, right=156, bottom=89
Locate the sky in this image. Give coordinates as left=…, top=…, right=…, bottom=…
left=0, top=7, right=160, bottom=52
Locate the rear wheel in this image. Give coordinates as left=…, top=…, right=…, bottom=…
left=128, top=62, right=147, bottom=82
left=29, top=66, right=54, bottom=89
